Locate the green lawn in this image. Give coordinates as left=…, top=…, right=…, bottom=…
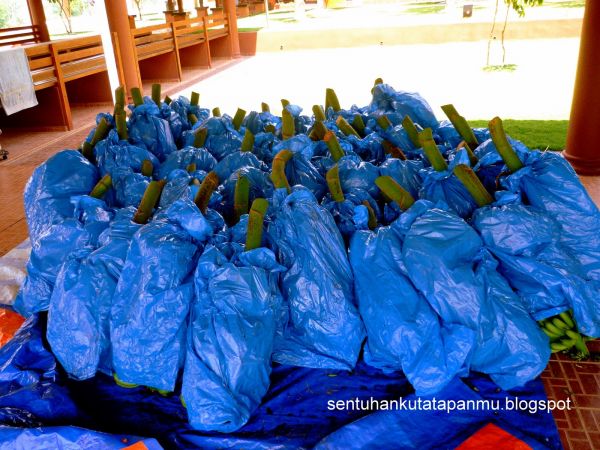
left=470, top=120, right=569, bottom=151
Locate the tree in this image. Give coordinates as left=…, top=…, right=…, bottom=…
left=486, top=0, right=544, bottom=68
left=133, top=0, right=144, bottom=19
left=47, top=0, right=94, bottom=34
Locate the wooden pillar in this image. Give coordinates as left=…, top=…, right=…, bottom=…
left=224, top=0, right=241, bottom=57
left=104, top=0, right=141, bottom=92
left=564, top=1, right=600, bottom=175
left=27, top=0, right=50, bottom=42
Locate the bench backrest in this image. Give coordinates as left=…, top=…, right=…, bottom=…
left=173, top=17, right=208, bottom=49
left=132, top=23, right=177, bottom=61
left=52, top=35, right=107, bottom=83
left=0, top=25, right=41, bottom=47
left=24, top=43, right=58, bottom=91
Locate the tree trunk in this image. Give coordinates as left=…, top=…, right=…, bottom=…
left=501, top=2, right=510, bottom=65
left=486, top=0, right=500, bottom=66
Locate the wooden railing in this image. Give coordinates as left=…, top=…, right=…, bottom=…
left=53, top=35, right=107, bottom=82
left=173, top=17, right=208, bottom=49
left=132, top=23, right=178, bottom=62
left=0, top=25, right=41, bottom=47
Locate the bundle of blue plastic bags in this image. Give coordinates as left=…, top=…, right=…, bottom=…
left=3, top=82, right=598, bottom=447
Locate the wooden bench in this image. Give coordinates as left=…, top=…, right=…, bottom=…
left=1, top=35, right=113, bottom=131
left=0, top=42, right=71, bottom=131
left=132, top=23, right=182, bottom=81
left=0, top=25, right=41, bottom=47
left=206, top=13, right=233, bottom=58
left=173, top=17, right=211, bottom=68
left=53, top=35, right=112, bottom=105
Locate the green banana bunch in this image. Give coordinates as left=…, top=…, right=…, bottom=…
left=538, top=310, right=590, bottom=358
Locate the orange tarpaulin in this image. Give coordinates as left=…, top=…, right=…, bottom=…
left=457, top=423, right=532, bottom=450
left=0, top=309, right=25, bottom=348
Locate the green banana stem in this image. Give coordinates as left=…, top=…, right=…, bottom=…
left=193, top=127, right=208, bottom=148
left=402, top=115, right=421, bottom=148
left=133, top=180, right=166, bottom=224
left=194, top=171, right=219, bottom=214
left=115, top=111, right=128, bottom=141
left=362, top=200, right=377, bottom=230
left=186, top=163, right=197, bottom=173
left=212, top=107, right=221, bottom=117
left=453, top=164, right=494, bottom=207
left=325, top=88, right=341, bottom=112
left=151, top=83, right=161, bottom=106
left=336, top=116, right=360, bottom=138
left=113, top=85, right=125, bottom=115
left=82, top=117, right=110, bottom=162
left=141, top=159, right=153, bottom=177
left=131, top=87, right=144, bottom=107
left=190, top=91, right=200, bottom=106
left=188, top=113, right=198, bottom=126
left=352, top=114, right=366, bottom=137
left=489, top=117, right=524, bottom=173
left=324, top=130, right=345, bottom=162
left=281, top=98, right=290, bottom=108
left=309, top=121, right=327, bottom=141
left=441, top=104, right=479, bottom=150
left=373, top=77, right=383, bottom=86
left=245, top=198, right=268, bottom=251
left=375, top=176, right=415, bottom=211
left=457, top=140, right=479, bottom=166
left=89, top=174, right=112, bottom=199
left=241, top=129, right=255, bottom=152
left=233, top=174, right=250, bottom=223
left=232, top=108, right=246, bottom=131
left=282, top=109, right=295, bottom=140
left=326, top=165, right=345, bottom=203
left=382, top=141, right=407, bottom=160
left=261, top=102, right=270, bottom=112
left=377, top=114, right=392, bottom=131
left=271, top=149, right=293, bottom=192
left=164, top=95, right=172, bottom=105
left=265, top=124, right=276, bottom=134
left=312, top=104, right=326, bottom=122
left=418, top=128, right=433, bottom=145
left=422, top=139, right=448, bottom=172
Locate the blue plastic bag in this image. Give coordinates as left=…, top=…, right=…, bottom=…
left=369, top=83, right=439, bottom=131
left=419, top=149, right=478, bottom=218
left=110, top=199, right=212, bottom=391
left=182, top=243, right=285, bottom=432
left=128, top=103, right=177, bottom=161
left=472, top=195, right=600, bottom=337
left=213, top=151, right=267, bottom=183
left=501, top=148, right=600, bottom=282
left=94, top=130, right=159, bottom=177
left=0, top=426, right=163, bottom=450
left=349, top=213, right=472, bottom=395
left=23, top=150, right=99, bottom=243
left=400, top=202, right=550, bottom=390
left=15, top=196, right=113, bottom=317
left=158, top=146, right=217, bottom=180
left=47, top=207, right=142, bottom=380
left=267, top=188, right=365, bottom=370
left=379, top=158, right=423, bottom=198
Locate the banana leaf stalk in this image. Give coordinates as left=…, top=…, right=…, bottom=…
left=312, top=104, right=326, bottom=122
left=271, top=149, right=293, bottom=193
left=115, top=111, right=128, bottom=141
left=151, top=84, right=161, bottom=106
left=281, top=99, right=290, bottom=108
left=375, top=176, right=415, bottom=211
left=241, top=129, right=255, bottom=152
left=382, top=141, right=407, bottom=160
left=323, top=130, right=345, bottom=162
left=441, top=104, right=479, bottom=151
left=325, top=88, right=341, bottom=112
left=82, top=117, right=110, bottom=163
left=113, top=85, right=125, bottom=115
left=232, top=108, right=246, bottom=131
left=193, top=127, right=208, bottom=148
left=245, top=198, right=268, bottom=251
left=282, top=109, right=295, bottom=140
left=133, top=180, right=167, bottom=224
left=326, top=165, right=345, bottom=203
left=402, top=115, right=421, bottom=148
left=89, top=175, right=112, bottom=199
left=212, top=107, right=221, bottom=118
left=190, top=91, right=200, bottom=107
left=489, top=117, right=524, bottom=173
left=453, top=164, right=494, bottom=207
left=309, top=121, right=327, bottom=141
left=261, top=102, right=270, bottom=113
left=194, top=171, right=219, bottom=215
left=352, top=114, right=366, bottom=137
left=141, top=159, right=153, bottom=177
left=131, top=87, right=144, bottom=107
left=422, top=138, right=448, bottom=172
left=186, top=163, right=197, bottom=173
left=362, top=200, right=377, bottom=230
left=336, top=116, right=360, bottom=138
left=233, top=174, right=250, bottom=223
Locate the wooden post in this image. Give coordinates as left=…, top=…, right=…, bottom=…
left=564, top=1, right=600, bottom=175
left=104, top=0, right=142, bottom=92
left=26, top=0, right=50, bottom=42
left=223, top=0, right=241, bottom=57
